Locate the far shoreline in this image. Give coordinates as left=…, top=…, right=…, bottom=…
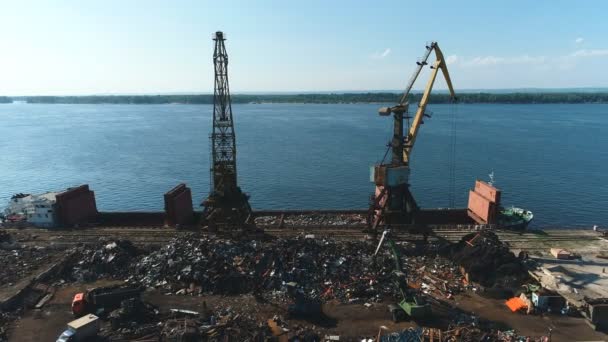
left=2, top=92, right=608, bottom=105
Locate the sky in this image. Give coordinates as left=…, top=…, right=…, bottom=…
left=0, top=0, right=607, bottom=95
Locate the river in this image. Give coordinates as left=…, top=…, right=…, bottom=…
left=1, top=102, right=606, bottom=228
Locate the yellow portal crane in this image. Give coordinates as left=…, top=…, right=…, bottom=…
left=369, top=42, right=456, bottom=230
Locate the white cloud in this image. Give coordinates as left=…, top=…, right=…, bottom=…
left=445, top=55, right=459, bottom=65
left=468, top=56, right=504, bottom=66
left=575, top=37, right=584, bottom=44
left=444, top=48, right=608, bottom=77
left=570, top=49, right=608, bottom=57
left=371, top=48, right=391, bottom=59
left=459, top=54, right=545, bottom=67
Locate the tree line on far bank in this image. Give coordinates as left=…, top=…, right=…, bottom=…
left=5, top=92, right=608, bottom=104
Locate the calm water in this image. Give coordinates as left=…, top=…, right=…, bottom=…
left=1, top=103, right=607, bottom=228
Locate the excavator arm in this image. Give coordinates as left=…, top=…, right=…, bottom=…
left=403, top=43, right=456, bottom=164
left=374, top=231, right=408, bottom=298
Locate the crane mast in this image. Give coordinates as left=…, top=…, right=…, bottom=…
left=211, top=31, right=237, bottom=191
left=369, top=42, right=456, bottom=231
left=202, top=31, right=253, bottom=231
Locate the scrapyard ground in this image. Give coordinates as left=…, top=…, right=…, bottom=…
left=1, top=227, right=608, bottom=341
left=10, top=281, right=408, bottom=341
left=8, top=283, right=605, bottom=342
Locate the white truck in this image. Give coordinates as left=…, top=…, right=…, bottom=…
left=56, top=314, right=100, bottom=342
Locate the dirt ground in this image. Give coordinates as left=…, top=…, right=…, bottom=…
left=453, top=292, right=606, bottom=341
left=8, top=281, right=412, bottom=341
left=7, top=281, right=608, bottom=342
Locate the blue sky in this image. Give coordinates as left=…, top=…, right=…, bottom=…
left=0, top=0, right=606, bottom=95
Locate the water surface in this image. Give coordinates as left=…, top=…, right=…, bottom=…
left=1, top=103, right=606, bottom=228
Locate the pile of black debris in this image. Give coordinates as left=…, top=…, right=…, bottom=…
left=282, top=213, right=367, bottom=226
left=254, top=213, right=367, bottom=227
left=67, top=239, right=140, bottom=282
left=160, top=312, right=274, bottom=342
left=380, top=325, right=550, bottom=342
left=107, top=297, right=160, bottom=333
left=442, top=230, right=528, bottom=290
left=102, top=303, right=322, bottom=342
left=128, top=235, right=400, bottom=302
left=0, top=245, right=55, bottom=287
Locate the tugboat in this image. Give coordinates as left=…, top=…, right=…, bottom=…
left=498, top=206, right=534, bottom=230
left=486, top=172, right=534, bottom=230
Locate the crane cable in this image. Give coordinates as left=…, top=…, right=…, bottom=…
left=448, top=100, right=457, bottom=207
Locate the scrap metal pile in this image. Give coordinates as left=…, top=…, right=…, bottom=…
left=380, top=326, right=550, bottom=342
left=127, top=235, right=400, bottom=302
left=66, top=239, right=140, bottom=282
left=380, top=310, right=551, bottom=341
left=101, top=305, right=322, bottom=342
left=99, top=303, right=548, bottom=342
left=254, top=213, right=367, bottom=227
left=408, top=255, right=465, bottom=299
left=441, top=231, right=528, bottom=289
left=0, top=230, right=60, bottom=287
left=0, top=232, right=548, bottom=341
left=56, top=234, right=526, bottom=304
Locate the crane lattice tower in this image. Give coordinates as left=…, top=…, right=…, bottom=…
left=201, top=31, right=253, bottom=230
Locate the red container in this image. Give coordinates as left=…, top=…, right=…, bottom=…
left=474, top=180, right=501, bottom=205
left=54, top=184, right=98, bottom=227
left=164, top=184, right=194, bottom=226
left=467, top=190, right=497, bottom=223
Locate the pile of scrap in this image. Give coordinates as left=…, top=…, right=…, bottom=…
left=407, top=255, right=465, bottom=299
left=381, top=310, right=553, bottom=341
left=442, top=230, right=528, bottom=289
left=108, top=297, right=159, bottom=330
left=105, top=306, right=320, bottom=342
left=380, top=325, right=550, bottom=342
left=254, top=213, right=367, bottom=227
left=66, top=239, right=140, bottom=282
left=282, top=213, right=367, bottom=226
left=55, top=235, right=488, bottom=305
left=161, top=318, right=201, bottom=341
left=0, top=245, right=61, bottom=287
left=127, top=235, right=399, bottom=302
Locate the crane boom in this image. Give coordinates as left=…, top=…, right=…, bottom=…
left=398, top=43, right=435, bottom=105
left=403, top=43, right=456, bottom=164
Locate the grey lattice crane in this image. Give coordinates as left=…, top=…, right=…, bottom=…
left=201, top=31, right=253, bottom=230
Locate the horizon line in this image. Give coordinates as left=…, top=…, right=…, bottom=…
left=5, top=86, right=608, bottom=97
